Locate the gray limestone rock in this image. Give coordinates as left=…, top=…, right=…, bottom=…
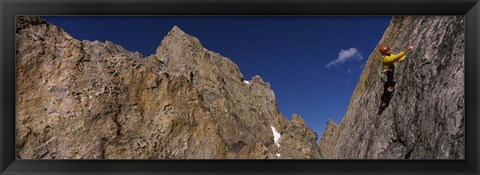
left=325, top=16, right=464, bottom=159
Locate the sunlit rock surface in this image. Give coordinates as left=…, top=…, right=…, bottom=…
left=15, top=16, right=322, bottom=159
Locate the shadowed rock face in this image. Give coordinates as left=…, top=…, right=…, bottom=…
left=321, top=16, right=464, bottom=159
left=16, top=16, right=322, bottom=159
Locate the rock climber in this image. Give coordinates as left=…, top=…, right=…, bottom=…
left=377, top=44, right=413, bottom=115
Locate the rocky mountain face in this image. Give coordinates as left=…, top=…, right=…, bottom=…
left=318, top=119, right=339, bottom=158
left=320, top=16, right=464, bottom=159
left=15, top=16, right=321, bottom=159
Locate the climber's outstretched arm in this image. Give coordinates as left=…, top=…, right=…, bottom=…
left=383, top=51, right=406, bottom=64
left=398, top=45, right=413, bottom=62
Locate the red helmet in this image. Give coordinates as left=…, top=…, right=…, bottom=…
left=379, top=45, right=390, bottom=55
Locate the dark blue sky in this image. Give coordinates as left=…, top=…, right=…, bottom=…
left=42, top=16, right=391, bottom=140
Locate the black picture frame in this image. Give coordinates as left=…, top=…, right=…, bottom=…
left=1, top=0, right=479, bottom=175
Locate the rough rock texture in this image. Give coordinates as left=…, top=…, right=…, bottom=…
left=327, top=16, right=464, bottom=159
left=319, top=119, right=339, bottom=158
left=277, top=114, right=321, bottom=159
left=16, top=16, right=322, bottom=159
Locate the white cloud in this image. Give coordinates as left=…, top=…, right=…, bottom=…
left=326, top=48, right=363, bottom=68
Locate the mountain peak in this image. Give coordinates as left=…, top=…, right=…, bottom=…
left=291, top=114, right=306, bottom=128
left=327, top=119, right=337, bottom=126
left=16, top=16, right=324, bottom=159
left=155, top=25, right=203, bottom=54
left=319, top=118, right=340, bottom=158
left=169, top=25, right=186, bottom=36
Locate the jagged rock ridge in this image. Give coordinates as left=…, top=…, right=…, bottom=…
left=319, top=119, right=339, bottom=158
left=319, top=16, right=464, bottom=159
left=16, top=16, right=321, bottom=159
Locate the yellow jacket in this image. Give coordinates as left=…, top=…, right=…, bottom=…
left=381, top=51, right=407, bottom=70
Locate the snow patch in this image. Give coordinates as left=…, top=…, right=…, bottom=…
left=243, top=80, right=250, bottom=84
left=276, top=153, right=281, bottom=158
left=270, top=126, right=281, bottom=147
